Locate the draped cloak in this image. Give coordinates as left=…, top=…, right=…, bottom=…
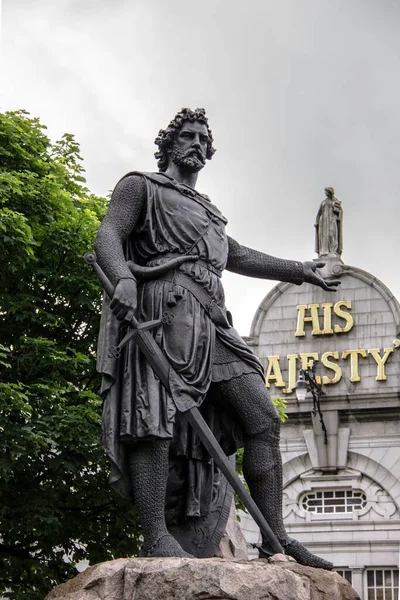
left=96, top=172, right=264, bottom=518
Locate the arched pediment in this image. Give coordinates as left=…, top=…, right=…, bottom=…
left=248, top=264, right=400, bottom=398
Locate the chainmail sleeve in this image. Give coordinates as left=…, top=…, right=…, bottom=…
left=94, top=175, right=146, bottom=287
left=226, top=236, right=305, bottom=285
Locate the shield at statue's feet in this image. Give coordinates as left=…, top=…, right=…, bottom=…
left=165, top=455, right=235, bottom=558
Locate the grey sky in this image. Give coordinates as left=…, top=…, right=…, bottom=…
left=1, top=0, right=399, bottom=335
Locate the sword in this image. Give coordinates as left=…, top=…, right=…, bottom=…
left=84, top=251, right=284, bottom=556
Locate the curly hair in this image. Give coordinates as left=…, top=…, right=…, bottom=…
left=154, top=108, right=216, bottom=172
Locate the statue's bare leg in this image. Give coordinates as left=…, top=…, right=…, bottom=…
left=217, top=373, right=333, bottom=570
left=128, top=439, right=192, bottom=557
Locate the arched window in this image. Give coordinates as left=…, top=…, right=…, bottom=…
left=300, top=489, right=366, bottom=514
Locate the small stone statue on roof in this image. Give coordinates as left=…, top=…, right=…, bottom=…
left=315, top=187, right=343, bottom=258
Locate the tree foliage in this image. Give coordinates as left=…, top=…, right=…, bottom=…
left=0, top=111, right=139, bottom=599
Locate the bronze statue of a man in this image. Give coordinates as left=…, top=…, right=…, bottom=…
left=94, top=108, right=339, bottom=568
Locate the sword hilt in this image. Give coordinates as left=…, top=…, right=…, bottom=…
left=84, top=252, right=114, bottom=299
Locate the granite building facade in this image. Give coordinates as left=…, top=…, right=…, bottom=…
left=240, top=255, right=400, bottom=600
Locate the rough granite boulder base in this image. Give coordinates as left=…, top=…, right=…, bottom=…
left=215, top=500, right=249, bottom=561
left=45, top=557, right=360, bottom=600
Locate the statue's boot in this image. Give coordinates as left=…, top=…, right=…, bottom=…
left=244, top=431, right=333, bottom=570
left=128, top=440, right=193, bottom=558
left=140, top=533, right=193, bottom=557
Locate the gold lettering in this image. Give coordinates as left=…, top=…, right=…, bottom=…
left=342, top=349, right=367, bottom=382
left=265, top=356, right=285, bottom=388
left=368, top=348, right=394, bottom=381
left=299, top=353, right=321, bottom=384
left=334, top=301, right=354, bottom=333
left=295, top=304, right=322, bottom=337
left=321, top=303, right=334, bottom=334
left=321, top=351, right=342, bottom=384
left=283, top=354, right=298, bottom=393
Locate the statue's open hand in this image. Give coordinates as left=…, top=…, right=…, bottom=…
left=110, top=278, right=137, bottom=321
left=302, top=261, right=341, bottom=292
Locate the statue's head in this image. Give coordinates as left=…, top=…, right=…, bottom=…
left=154, top=108, right=216, bottom=173
left=325, top=187, right=335, bottom=198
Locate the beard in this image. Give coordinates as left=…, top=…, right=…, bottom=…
left=170, top=145, right=206, bottom=173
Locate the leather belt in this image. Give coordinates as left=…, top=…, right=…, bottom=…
left=162, top=271, right=231, bottom=329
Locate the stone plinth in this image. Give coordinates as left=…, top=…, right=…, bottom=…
left=45, top=557, right=360, bottom=600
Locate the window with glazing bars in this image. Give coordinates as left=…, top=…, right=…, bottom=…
left=366, top=569, right=399, bottom=600
left=300, top=489, right=367, bottom=514
left=335, top=570, right=352, bottom=584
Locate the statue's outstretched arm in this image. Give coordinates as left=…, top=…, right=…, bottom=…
left=226, top=236, right=304, bottom=284
left=226, top=237, right=341, bottom=292
left=95, top=175, right=146, bottom=287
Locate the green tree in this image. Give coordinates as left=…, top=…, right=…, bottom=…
left=0, top=110, right=139, bottom=600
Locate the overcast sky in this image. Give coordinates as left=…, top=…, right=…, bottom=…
left=1, top=0, right=399, bottom=335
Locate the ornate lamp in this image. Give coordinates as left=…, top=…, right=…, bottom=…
left=295, top=365, right=328, bottom=444
left=295, top=369, right=309, bottom=401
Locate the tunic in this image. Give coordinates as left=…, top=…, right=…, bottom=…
left=97, top=172, right=264, bottom=504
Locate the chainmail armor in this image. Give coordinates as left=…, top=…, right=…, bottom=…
left=128, top=440, right=192, bottom=557
left=226, top=236, right=305, bottom=285
left=217, top=373, right=333, bottom=570
left=95, top=176, right=305, bottom=288
left=95, top=175, right=146, bottom=286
